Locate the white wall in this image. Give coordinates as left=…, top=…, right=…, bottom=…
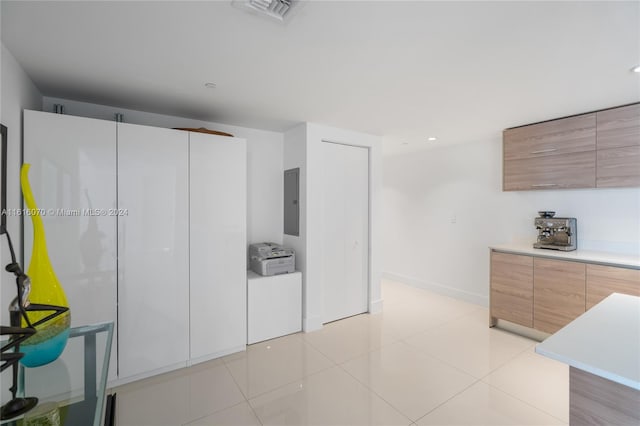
left=382, top=137, right=640, bottom=306
left=0, top=44, right=43, bottom=305
left=0, top=43, right=43, bottom=400
left=42, top=97, right=284, bottom=249
left=283, top=123, right=307, bottom=323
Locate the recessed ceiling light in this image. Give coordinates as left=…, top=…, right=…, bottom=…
left=204, top=82, right=217, bottom=89
left=632, top=65, right=640, bottom=73
left=427, top=137, right=437, bottom=141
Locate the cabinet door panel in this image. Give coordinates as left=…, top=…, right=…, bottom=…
left=504, top=114, right=595, bottom=161
left=117, top=123, right=189, bottom=378
left=490, top=252, right=533, bottom=327
left=596, top=104, right=640, bottom=150
left=596, top=146, right=640, bottom=188
left=189, top=132, right=246, bottom=361
left=586, top=264, right=640, bottom=309
left=533, top=258, right=585, bottom=334
left=504, top=151, right=595, bottom=191
left=23, top=110, right=118, bottom=380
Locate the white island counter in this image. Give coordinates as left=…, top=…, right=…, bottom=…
left=536, top=293, right=640, bottom=425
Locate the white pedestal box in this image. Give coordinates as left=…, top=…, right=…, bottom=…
left=247, top=271, right=302, bottom=344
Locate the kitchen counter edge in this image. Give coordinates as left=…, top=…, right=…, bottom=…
left=489, top=243, right=640, bottom=270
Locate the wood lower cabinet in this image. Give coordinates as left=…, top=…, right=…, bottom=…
left=533, top=258, right=586, bottom=334
left=490, top=252, right=533, bottom=327
left=586, top=264, right=640, bottom=309
left=490, top=249, right=639, bottom=334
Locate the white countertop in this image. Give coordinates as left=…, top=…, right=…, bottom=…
left=490, top=243, right=640, bottom=269
left=535, top=293, right=640, bottom=390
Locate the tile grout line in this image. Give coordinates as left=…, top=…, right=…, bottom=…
left=412, top=377, right=484, bottom=425
left=334, top=361, right=414, bottom=425
left=224, top=339, right=338, bottom=403
left=221, top=359, right=265, bottom=425
left=223, top=358, right=266, bottom=426
left=479, top=348, right=569, bottom=424
left=480, top=379, right=569, bottom=425
left=222, top=360, right=251, bottom=402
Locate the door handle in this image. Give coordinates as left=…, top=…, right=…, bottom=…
left=530, top=148, right=557, bottom=154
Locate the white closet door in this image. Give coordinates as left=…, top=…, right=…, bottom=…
left=117, top=123, right=189, bottom=378
left=321, top=142, right=369, bottom=323
left=189, top=132, right=246, bottom=361
left=23, top=110, right=118, bottom=380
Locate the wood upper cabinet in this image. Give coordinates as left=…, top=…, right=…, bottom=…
left=503, top=114, right=596, bottom=191
left=503, top=103, right=640, bottom=190
left=596, top=104, right=640, bottom=188
left=596, top=103, right=640, bottom=150
left=490, top=252, right=533, bottom=327
left=586, top=264, right=640, bottom=309
left=504, top=114, right=596, bottom=160
left=504, top=151, right=595, bottom=191
left=533, top=258, right=586, bottom=334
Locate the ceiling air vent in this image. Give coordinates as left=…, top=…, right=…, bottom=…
left=233, top=0, right=297, bottom=22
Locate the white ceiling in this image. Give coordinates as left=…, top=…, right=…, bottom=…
left=2, top=1, right=639, bottom=154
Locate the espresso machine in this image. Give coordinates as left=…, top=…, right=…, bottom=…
left=534, top=211, right=577, bottom=251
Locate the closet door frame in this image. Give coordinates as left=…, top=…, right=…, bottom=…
left=320, top=140, right=370, bottom=324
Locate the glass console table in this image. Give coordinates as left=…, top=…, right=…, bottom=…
left=1, top=322, right=113, bottom=426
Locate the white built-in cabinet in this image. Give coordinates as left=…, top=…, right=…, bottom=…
left=117, top=124, right=190, bottom=378
left=24, top=110, right=247, bottom=383
left=23, top=111, right=118, bottom=380
left=189, top=132, right=246, bottom=361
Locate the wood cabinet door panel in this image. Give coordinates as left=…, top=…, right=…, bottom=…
left=596, top=104, right=640, bottom=150
left=490, top=252, right=533, bottom=327
left=504, top=113, right=596, bottom=161
left=503, top=151, right=595, bottom=191
left=586, top=264, right=640, bottom=309
left=596, top=145, right=640, bottom=188
left=533, top=258, right=586, bottom=334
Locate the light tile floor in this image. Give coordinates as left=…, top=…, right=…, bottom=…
left=114, top=280, right=568, bottom=426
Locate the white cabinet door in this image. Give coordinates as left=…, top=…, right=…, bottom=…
left=117, top=123, right=190, bottom=378
left=321, top=142, right=369, bottom=323
left=189, top=132, right=246, bottom=361
left=23, top=110, right=118, bottom=380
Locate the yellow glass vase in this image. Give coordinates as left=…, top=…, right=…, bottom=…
left=19, top=164, right=71, bottom=367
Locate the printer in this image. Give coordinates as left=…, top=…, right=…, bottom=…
left=249, top=242, right=295, bottom=276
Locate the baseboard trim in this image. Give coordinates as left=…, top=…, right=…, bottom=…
left=108, top=346, right=247, bottom=388
left=109, top=360, right=188, bottom=388
left=382, top=271, right=488, bottom=307
left=188, top=345, right=246, bottom=367
left=303, top=315, right=323, bottom=332
left=369, top=297, right=384, bottom=314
